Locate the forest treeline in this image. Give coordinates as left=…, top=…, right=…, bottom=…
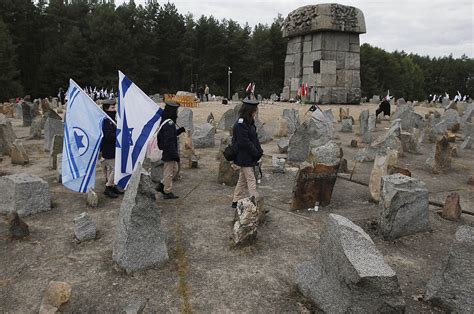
left=0, top=0, right=472, bottom=102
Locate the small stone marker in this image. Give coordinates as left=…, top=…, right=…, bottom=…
left=425, top=225, right=473, bottom=312
left=379, top=174, right=430, bottom=240
left=21, top=102, right=33, bottom=127
left=440, top=192, right=462, bottom=221
left=29, top=116, right=43, bottom=139
left=359, top=109, right=372, bottom=143
left=39, top=281, right=72, bottom=314
left=56, top=153, right=62, bottom=182
left=0, top=113, right=16, bottom=156
left=369, top=149, right=398, bottom=202
left=49, top=134, right=63, bottom=169
left=44, top=117, right=63, bottom=152
left=232, top=196, right=261, bottom=247
left=112, top=165, right=168, bottom=273
left=6, top=211, right=30, bottom=239
left=73, top=212, right=97, bottom=241
left=0, top=173, right=51, bottom=216
left=277, top=138, right=289, bottom=153
left=271, top=156, right=286, bottom=173
left=296, top=214, right=405, bottom=313
left=425, top=136, right=453, bottom=173
left=10, top=139, right=29, bottom=165
left=86, top=188, right=98, bottom=208
left=340, top=118, right=352, bottom=132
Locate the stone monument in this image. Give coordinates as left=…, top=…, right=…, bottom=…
left=282, top=3, right=366, bottom=104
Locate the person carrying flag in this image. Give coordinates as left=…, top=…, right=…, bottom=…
left=156, top=102, right=186, bottom=199
left=101, top=98, right=124, bottom=198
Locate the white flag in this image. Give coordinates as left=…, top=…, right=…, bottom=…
left=115, top=71, right=163, bottom=188
left=62, top=79, right=115, bottom=192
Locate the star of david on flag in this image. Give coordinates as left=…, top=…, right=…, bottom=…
left=114, top=71, right=163, bottom=189
left=62, top=79, right=116, bottom=193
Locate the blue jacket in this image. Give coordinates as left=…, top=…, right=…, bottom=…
left=232, top=118, right=263, bottom=167
left=101, top=118, right=116, bottom=159
left=158, top=120, right=180, bottom=162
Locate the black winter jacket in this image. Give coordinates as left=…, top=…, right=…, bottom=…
left=158, top=120, right=183, bottom=162
left=101, top=117, right=116, bottom=159
left=232, top=118, right=263, bottom=167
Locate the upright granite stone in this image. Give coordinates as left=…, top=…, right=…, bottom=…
left=288, top=110, right=333, bottom=162
left=442, top=109, right=461, bottom=131
left=425, top=136, right=453, bottom=173
left=232, top=197, right=260, bottom=247
left=21, top=102, right=33, bottom=126
left=0, top=173, right=51, bottom=216
left=425, top=225, right=473, bottom=312
left=0, top=113, right=16, bottom=156
left=29, top=116, right=43, bottom=139
left=44, top=117, right=63, bottom=152
left=177, top=107, right=194, bottom=132
left=392, top=105, right=424, bottom=131
left=272, top=156, right=286, bottom=173
left=282, top=86, right=290, bottom=101
left=283, top=4, right=366, bottom=103
left=400, top=130, right=420, bottom=154
left=217, top=104, right=241, bottom=131
left=10, top=139, right=29, bottom=165
left=340, top=117, right=353, bottom=132
left=359, top=109, right=371, bottom=143
left=296, top=214, right=405, bottom=313
left=323, top=109, right=337, bottom=123
left=441, top=192, right=462, bottom=221
left=73, top=212, right=97, bottom=241
left=379, top=174, right=430, bottom=240
left=369, top=149, right=398, bottom=202
left=56, top=153, right=62, bottom=183
left=112, top=165, right=168, bottom=273
left=49, top=134, right=63, bottom=169
left=192, top=123, right=215, bottom=148
left=277, top=138, right=289, bottom=153
left=355, top=119, right=402, bottom=162
left=282, top=108, right=300, bottom=136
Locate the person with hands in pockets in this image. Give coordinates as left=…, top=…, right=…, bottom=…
left=231, top=99, right=263, bottom=208
left=156, top=102, right=186, bottom=199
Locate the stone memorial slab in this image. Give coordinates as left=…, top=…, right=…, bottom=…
left=192, top=123, right=215, bottom=148
left=44, top=118, right=64, bottom=152
left=49, top=134, right=63, bottom=169
left=177, top=107, right=194, bottom=132
left=0, top=113, right=16, bottom=156
left=10, top=139, right=29, bottom=165
left=74, top=212, right=97, bottom=241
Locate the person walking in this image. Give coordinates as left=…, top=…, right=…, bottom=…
left=100, top=99, right=124, bottom=198
left=156, top=102, right=186, bottom=199
left=204, top=84, right=210, bottom=102
left=231, top=99, right=263, bottom=208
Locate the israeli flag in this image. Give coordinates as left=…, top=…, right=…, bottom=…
left=62, top=79, right=115, bottom=192
left=115, top=71, right=163, bottom=189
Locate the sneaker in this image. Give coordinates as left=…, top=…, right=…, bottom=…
left=155, top=182, right=165, bottom=194
left=103, top=186, right=118, bottom=198
left=112, top=186, right=124, bottom=195
left=163, top=192, right=179, bottom=199
left=231, top=202, right=237, bottom=208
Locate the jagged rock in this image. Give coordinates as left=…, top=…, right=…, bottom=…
left=282, top=108, right=300, bottom=136
left=441, top=193, right=462, bottom=221
left=308, top=140, right=341, bottom=166
left=425, top=225, right=473, bottom=312
left=112, top=165, right=168, bottom=273
left=359, top=109, right=372, bottom=143
left=232, top=196, right=261, bottom=247
left=192, top=123, right=215, bottom=148
left=288, top=110, right=333, bottom=162
left=323, top=109, right=337, bottom=123
left=340, top=118, right=352, bottom=132
left=425, top=136, right=453, bottom=174
left=0, top=173, right=51, bottom=216
left=442, top=109, right=461, bottom=131
left=392, top=105, right=425, bottom=131
left=379, top=174, right=430, bottom=240
left=277, top=138, right=289, bottom=153
left=217, top=156, right=239, bottom=186
left=400, top=130, right=420, bottom=154
left=29, top=116, right=43, bottom=139
left=0, top=113, right=16, bottom=156
left=10, top=139, right=29, bottom=165
left=177, top=107, right=194, bottom=132
left=22, top=102, right=33, bottom=126
left=355, top=119, right=402, bottom=162
left=272, top=156, right=285, bottom=173
left=217, top=104, right=241, bottom=131
left=6, top=211, right=29, bottom=239
left=255, top=119, right=273, bottom=144
left=39, top=281, right=72, bottom=314
left=74, top=212, right=97, bottom=241
left=369, top=150, right=398, bottom=202
left=44, top=117, right=63, bottom=152
left=86, top=188, right=98, bottom=208
left=461, top=103, right=473, bottom=124
left=368, top=112, right=376, bottom=131
left=296, top=214, right=405, bottom=313
left=49, top=134, right=63, bottom=169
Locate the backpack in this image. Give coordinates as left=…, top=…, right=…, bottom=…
left=146, top=119, right=173, bottom=162
left=223, top=142, right=238, bottom=161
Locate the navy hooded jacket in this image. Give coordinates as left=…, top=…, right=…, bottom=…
left=232, top=118, right=263, bottom=167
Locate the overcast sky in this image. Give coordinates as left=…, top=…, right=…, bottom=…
left=119, top=0, right=473, bottom=58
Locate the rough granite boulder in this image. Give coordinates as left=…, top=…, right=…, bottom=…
left=29, top=116, right=44, bottom=139
left=44, top=117, right=64, bottom=152
left=177, top=107, right=194, bottom=132
left=49, top=134, right=63, bottom=169
left=355, top=119, right=402, bottom=162
left=288, top=110, right=333, bottom=162
left=10, top=139, right=29, bottom=165
left=112, top=165, right=168, bottom=273
left=218, top=104, right=241, bottom=131
left=282, top=108, right=300, bottom=136
left=340, top=118, right=353, bottom=133
left=425, top=136, right=453, bottom=174
left=296, top=214, right=405, bottom=313
left=379, top=174, right=430, bottom=240
left=0, top=173, right=51, bottom=216
left=442, top=109, right=461, bottom=131
left=392, top=105, right=425, bottom=131
left=0, top=113, right=16, bottom=156
left=192, top=123, right=215, bottom=148
left=369, top=149, right=398, bottom=202
left=359, top=109, right=372, bottom=143
left=277, top=138, right=289, bottom=153
left=425, top=225, right=473, bottom=312
left=73, top=212, right=97, bottom=241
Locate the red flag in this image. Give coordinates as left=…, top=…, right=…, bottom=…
left=301, top=83, right=306, bottom=97
left=246, top=82, right=252, bottom=93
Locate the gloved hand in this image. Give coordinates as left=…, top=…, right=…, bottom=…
left=177, top=127, right=186, bottom=135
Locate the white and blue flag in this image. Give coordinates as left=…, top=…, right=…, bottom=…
left=62, top=79, right=115, bottom=193
left=115, top=71, right=163, bottom=189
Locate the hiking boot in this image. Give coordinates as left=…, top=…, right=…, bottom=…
left=232, top=202, right=238, bottom=208
left=163, top=192, right=179, bottom=200
left=112, top=186, right=124, bottom=195
left=103, top=186, right=118, bottom=198
left=155, top=182, right=165, bottom=194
